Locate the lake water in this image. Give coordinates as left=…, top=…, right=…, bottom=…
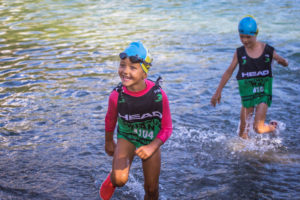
left=0, top=0, right=299, bottom=199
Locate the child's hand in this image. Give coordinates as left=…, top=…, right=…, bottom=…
left=105, top=139, right=116, bottom=156
left=135, top=145, right=155, bottom=160
left=277, top=58, right=288, bottom=67
left=135, top=138, right=163, bottom=160
left=211, top=92, right=221, bottom=107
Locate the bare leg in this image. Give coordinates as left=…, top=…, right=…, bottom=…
left=111, top=138, right=136, bottom=187
left=142, top=148, right=161, bottom=200
left=253, top=103, right=276, bottom=134
left=239, top=106, right=254, bottom=139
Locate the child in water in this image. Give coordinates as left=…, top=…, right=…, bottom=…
left=211, top=16, right=288, bottom=139
left=100, top=41, right=172, bottom=200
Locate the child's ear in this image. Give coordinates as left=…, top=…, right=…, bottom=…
left=143, top=72, right=147, bottom=80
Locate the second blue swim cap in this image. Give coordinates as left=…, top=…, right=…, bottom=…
left=238, top=16, right=258, bottom=36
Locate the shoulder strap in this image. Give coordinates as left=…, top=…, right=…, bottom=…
left=236, top=46, right=246, bottom=65
left=155, top=76, right=162, bottom=88
left=113, top=82, right=123, bottom=93
left=265, top=44, right=274, bottom=56
left=147, top=76, right=163, bottom=88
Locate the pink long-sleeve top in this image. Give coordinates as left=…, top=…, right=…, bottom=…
left=105, top=79, right=172, bottom=143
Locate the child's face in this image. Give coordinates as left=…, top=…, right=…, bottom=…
left=118, top=57, right=147, bottom=91
left=239, top=34, right=257, bottom=48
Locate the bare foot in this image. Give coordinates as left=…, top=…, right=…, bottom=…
left=239, top=132, right=249, bottom=139
left=269, top=121, right=278, bottom=135
left=270, top=121, right=278, bottom=129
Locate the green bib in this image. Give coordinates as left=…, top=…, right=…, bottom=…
left=238, top=77, right=273, bottom=108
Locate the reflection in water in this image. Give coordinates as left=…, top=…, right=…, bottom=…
left=0, top=0, right=300, bottom=199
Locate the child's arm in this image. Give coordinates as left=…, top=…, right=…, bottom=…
left=156, top=90, right=172, bottom=143
left=105, top=131, right=116, bottom=156
left=273, top=50, right=288, bottom=67
left=211, top=52, right=238, bottom=107
left=104, top=91, right=119, bottom=156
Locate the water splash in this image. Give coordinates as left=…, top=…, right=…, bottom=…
left=122, top=173, right=144, bottom=200
left=165, top=126, right=228, bottom=148
left=227, top=119, right=290, bottom=164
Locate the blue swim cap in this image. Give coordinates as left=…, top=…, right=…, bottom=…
left=122, top=41, right=152, bottom=73
left=238, top=16, right=258, bottom=36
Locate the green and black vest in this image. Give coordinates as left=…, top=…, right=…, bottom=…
left=115, top=78, right=163, bottom=147
left=236, top=44, right=274, bottom=108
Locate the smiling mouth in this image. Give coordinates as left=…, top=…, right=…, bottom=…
left=121, top=75, right=131, bottom=82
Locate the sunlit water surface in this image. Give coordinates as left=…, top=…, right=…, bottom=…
left=0, top=0, right=299, bottom=199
